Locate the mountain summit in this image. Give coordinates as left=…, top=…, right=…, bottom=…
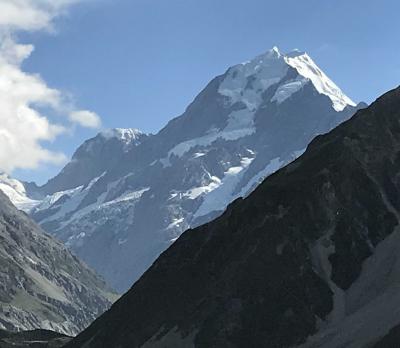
left=2, top=48, right=363, bottom=292
left=221, top=46, right=355, bottom=112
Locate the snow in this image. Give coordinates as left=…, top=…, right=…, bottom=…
left=118, top=238, right=128, bottom=245
left=239, top=149, right=306, bottom=198
left=271, top=76, right=309, bottom=104
left=220, top=46, right=355, bottom=113
left=193, top=157, right=253, bottom=218
left=187, top=151, right=305, bottom=220
left=193, top=152, right=206, bottom=158
left=223, top=109, right=256, bottom=137
left=103, top=188, right=150, bottom=206
left=54, top=185, right=150, bottom=248
left=183, top=176, right=222, bottom=200
left=160, top=47, right=353, bottom=166
left=219, top=46, right=289, bottom=110
left=162, top=127, right=255, bottom=164
left=238, top=157, right=283, bottom=197
left=0, top=173, right=40, bottom=212
left=61, top=186, right=149, bottom=230
left=25, top=256, right=38, bottom=265
left=167, top=133, right=221, bottom=159
left=37, top=173, right=106, bottom=225
left=166, top=218, right=185, bottom=230
left=284, top=51, right=356, bottom=111
left=36, top=186, right=83, bottom=215
left=100, top=128, right=143, bottom=143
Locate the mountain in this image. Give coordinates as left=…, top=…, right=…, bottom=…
left=38, top=128, right=148, bottom=196
left=29, top=47, right=363, bottom=292
left=0, top=190, right=116, bottom=336
left=0, top=174, right=40, bottom=212
left=66, top=86, right=400, bottom=348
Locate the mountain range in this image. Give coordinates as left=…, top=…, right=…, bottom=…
left=0, top=47, right=363, bottom=292
left=67, top=86, right=400, bottom=348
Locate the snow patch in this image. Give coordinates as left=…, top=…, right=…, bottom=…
left=162, top=127, right=255, bottom=165
left=271, top=76, right=309, bottom=104
left=194, top=157, right=254, bottom=218
left=183, top=176, right=222, bottom=200
left=100, top=128, right=143, bottom=144
left=166, top=218, right=185, bottom=230
left=193, top=152, right=206, bottom=158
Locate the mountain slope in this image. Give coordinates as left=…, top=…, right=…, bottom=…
left=67, top=86, right=400, bottom=348
left=0, top=329, right=70, bottom=348
left=0, top=174, right=40, bottom=212
left=31, top=47, right=362, bottom=291
left=0, top=190, right=116, bottom=336
left=38, top=128, right=148, bottom=196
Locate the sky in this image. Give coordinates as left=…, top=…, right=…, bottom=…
left=4, top=0, right=400, bottom=184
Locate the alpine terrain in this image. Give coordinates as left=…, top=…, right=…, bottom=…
left=67, top=86, right=400, bottom=348
left=2, top=47, right=363, bottom=292
left=0, top=190, right=116, bottom=336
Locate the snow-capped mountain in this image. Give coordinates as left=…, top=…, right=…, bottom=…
left=38, top=128, right=148, bottom=196
left=0, top=190, right=116, bottom=336
left=28, top=47, right=363, bottom=291
left=0, top=173, right=40, bottom=212
left=67, top=86, right=400, bottom=348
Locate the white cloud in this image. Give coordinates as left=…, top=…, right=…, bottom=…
left=69, top=110, right=102, bottom=129
left=0, top=0, right=80, bottom=32
left=0, top=0, right=102, bottom=173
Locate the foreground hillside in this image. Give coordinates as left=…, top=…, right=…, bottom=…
left=68, top=86, right=400, bottom=347
left=0, top=329, right=70, bottom=348
left=0, top=190, right=116, bottom=336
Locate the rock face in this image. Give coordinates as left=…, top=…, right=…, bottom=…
left=0, top=329, right=70, bottom=348
left=23, top=47, right=362, bottom=292
left=0, top=190, right=116, bottom=336
left=39, top=128, right=148, bottom=196
left=67, top=87, right=400, bottom=348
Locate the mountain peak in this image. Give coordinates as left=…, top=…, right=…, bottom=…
left=263, top=45, right=282, bottom=58
left=0, top=173, right=40, bottom=212
left=100, top=128, right=145, bottom=144
left=283, top=52, right=356, bottom=111
left=221, top=47, right=356, bottom=112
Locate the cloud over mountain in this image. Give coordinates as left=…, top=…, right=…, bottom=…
left=0, top=0, right=101, bottom=173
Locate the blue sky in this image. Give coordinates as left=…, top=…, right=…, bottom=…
left=13, top=0, right=400, bottom=183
